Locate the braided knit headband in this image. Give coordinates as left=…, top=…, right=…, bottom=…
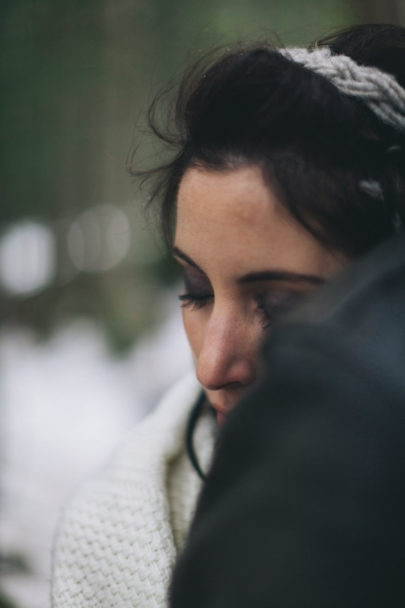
left=279, top=47, right=405, bottom=133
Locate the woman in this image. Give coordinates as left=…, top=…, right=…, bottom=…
left=52, top=23, right=405, bottom=607
left=170, top=229, right=405, bottom=608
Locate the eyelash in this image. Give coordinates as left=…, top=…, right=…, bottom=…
left=178, top=293, right=214, bottom=310
left=255, top=294, right=273, bottom=329
left=178, top=292, right=273, bottom=328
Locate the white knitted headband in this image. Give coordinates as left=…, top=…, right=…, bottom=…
left=279, top=46, right=405, bottom=133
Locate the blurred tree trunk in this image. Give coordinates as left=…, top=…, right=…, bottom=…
left=355, top=0, right=404, bottom=24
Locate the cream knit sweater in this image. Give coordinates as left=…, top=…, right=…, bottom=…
left=52, top=374, right=215, bottom=607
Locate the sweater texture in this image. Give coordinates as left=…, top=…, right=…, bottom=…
left=52, top=374, right=215, bottom=607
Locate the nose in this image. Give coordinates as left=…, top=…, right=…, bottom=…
left=196, top=307, right=257, bottom=392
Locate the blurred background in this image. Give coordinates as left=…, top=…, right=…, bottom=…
left=1, top=1, right=404, bottom=606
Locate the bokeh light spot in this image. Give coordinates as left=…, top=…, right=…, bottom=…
left=67, top=204, right=131, bottom=272
left=0, top=222, right=56, bottom=295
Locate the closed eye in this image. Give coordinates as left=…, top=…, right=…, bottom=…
left=175, top=253, right=214, bottom=311
left=178, top=293, right=214, bottom=310
left=255, top=290, right=307, bottom=328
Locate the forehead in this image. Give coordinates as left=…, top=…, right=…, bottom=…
left=177, top=165, right=281, bottom=228
left=176, top=166, right=290, bottom=250
left=175, top=166, right=342, bottom=277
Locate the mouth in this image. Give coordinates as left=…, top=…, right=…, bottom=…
left=210, top=403, right=231, bottom=428
left=216, top=411, right=228, bottom=428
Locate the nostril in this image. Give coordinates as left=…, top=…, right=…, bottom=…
left=196, top=353, right=256, bottom=392
left=196, top=366, right=220, bottom=392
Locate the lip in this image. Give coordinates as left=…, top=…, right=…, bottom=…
left=210, top=403, right=231, bottom=428
left=216, top=411, right=228, bottom=428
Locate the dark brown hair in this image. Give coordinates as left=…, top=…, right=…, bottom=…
left=133, top=24, right=405, bottom=257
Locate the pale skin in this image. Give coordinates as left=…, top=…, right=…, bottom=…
left=174, top=165, right=347, bottom=426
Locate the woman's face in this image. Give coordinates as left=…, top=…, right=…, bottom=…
left=174, top=166, right=346, bottom=426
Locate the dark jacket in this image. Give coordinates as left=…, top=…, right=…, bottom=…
left=170, top=233, right=405, bottom=608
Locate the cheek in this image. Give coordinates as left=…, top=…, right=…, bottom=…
left=182, top=308, right=206, bottom=362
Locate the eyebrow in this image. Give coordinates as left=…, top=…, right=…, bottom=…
left=173, top=247, right=205, bottom=274
left=172, top=246, right=326, bottom=286
left=239, top=271, right=325, bottom=286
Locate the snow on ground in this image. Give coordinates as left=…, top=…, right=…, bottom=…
left=0, top=301, right=192, bottom=608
